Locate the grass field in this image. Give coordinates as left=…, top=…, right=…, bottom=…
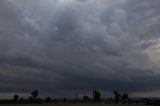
left=0, top=103, right=151, bottom=106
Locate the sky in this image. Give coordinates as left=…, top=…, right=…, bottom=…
left=0, top=0, right=160, bottom=99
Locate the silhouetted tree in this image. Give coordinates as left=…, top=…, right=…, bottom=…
left=45, top=97, right=51, bottom=103
left=74, top=93, right=79, bottom=103
left=19, top=97, right=25, bottom=103
left=83, top=95, right=90, bottom=103
left=113, top=91, right=121, bottom=104
left=92, top=90, right=101, bottom=102
left=144, top=98, right=152, bottom=105
left=63, top=98, right=67, bottom=103
left=13, top=95, right=19, bottom=103
left=121, top=93, right=129, bottom=104
left=27, top=96, right=34, bottom=103
left=31, top=89, right=39, bottom=99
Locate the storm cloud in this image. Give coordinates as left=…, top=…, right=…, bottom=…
left=0, top=0, right=160, bottom=98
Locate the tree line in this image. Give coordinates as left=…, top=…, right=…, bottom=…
left=0, top=90, right=160, bottom=105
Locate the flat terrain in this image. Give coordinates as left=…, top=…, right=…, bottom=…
left=0, top=104, right=150, bottom=106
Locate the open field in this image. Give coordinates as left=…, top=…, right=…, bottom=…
left=0, top=104, right=151, bottom=106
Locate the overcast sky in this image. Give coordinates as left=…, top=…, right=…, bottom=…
left=0, top=0, right=160, bottom=98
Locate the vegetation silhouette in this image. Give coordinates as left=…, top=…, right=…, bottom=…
left=113, top=91, right=121, bottom=104
left=13, top=94, right=19, bottom=103
left=0, top=89, right=159, bottom=105
left=45, top=97, right=51, bottom=103
left=83, top=95, right=90, bottom=103
left=74, top=93, right=79, bottom=103
left=121, top=92, right=129, bottom=104
left=31, top=89, right=39, bottom=99
left=92, top=90, right=101, bottom=102
left=63, top=98, right=67, bottom=103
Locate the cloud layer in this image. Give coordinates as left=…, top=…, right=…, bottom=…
left=0, top=0, right=160, bottom=97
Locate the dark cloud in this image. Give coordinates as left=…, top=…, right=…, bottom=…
left=0, top=0, right=160, bottom=98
